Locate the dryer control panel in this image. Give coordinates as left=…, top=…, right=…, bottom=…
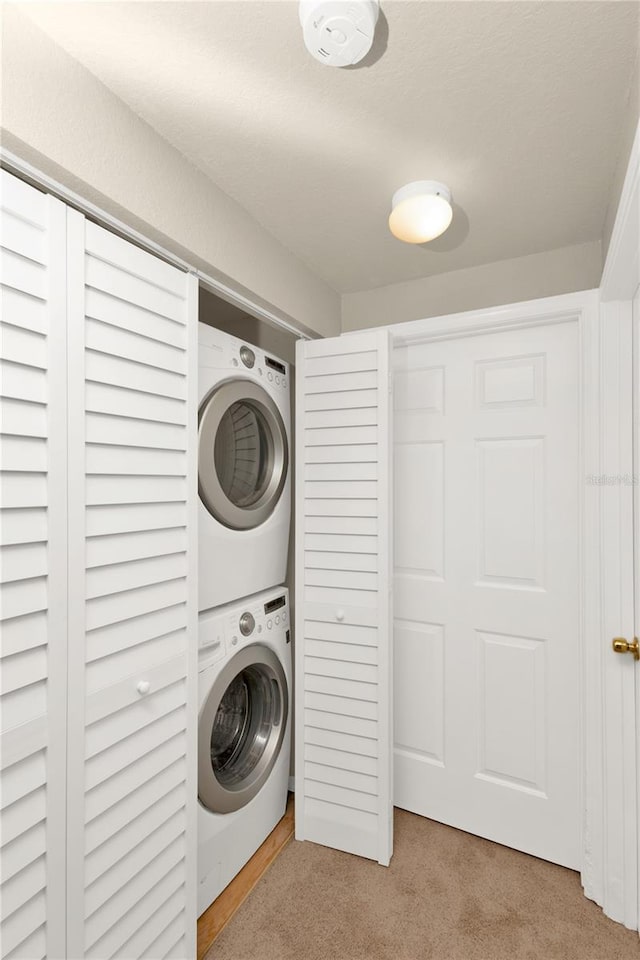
left=230, top=347, right=289, bottom=392
left=198, top=322, right=289, bottom=394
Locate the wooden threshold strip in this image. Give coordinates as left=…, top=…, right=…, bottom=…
left=197, top=794, right=295, bottom=960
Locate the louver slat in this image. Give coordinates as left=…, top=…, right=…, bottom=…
left=295, top=330, right=393, bottom=866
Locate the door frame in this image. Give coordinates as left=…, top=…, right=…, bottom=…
left=599, top=117, right=639, bottom=931
left=635, top=287, right=640, bottom=939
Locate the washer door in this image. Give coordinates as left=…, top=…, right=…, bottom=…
left=198, top=380, right=288, bottom=530
left=198, top=645, right=288, bottom=814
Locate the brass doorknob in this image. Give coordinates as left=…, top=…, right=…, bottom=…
left=612, top=637, right=640, bottom=660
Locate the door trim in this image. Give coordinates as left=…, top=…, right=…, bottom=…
left=598, top=116, right=640, bottom=932
left=378, top=288, right=597, bottom=345
left=589, top=297, right=635, bottom=927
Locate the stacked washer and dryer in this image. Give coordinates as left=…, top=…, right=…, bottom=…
left=197, top=322, right=292, bottom=916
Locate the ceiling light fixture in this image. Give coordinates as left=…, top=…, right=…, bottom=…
left=388, top=181, right=453, bottom=243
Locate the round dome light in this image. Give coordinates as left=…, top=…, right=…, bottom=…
left=389, top=181, right=453, bottom=244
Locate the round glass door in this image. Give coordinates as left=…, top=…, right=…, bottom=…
left=198, top=380, right=288, bottom=530
left=198, top=645, right=288, bottom=814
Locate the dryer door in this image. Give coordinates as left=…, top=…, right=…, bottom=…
left=199, top=645, right=288, bottom=814
left=198, top=380, right=288, bottom=530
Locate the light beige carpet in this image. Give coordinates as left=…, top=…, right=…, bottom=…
left=206, top=808, right=640, bottom=960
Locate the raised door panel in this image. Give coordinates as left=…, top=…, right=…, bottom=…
left=0, top=171, right=67, bottom=959
left=65, top=213, right=197, bottom=960
left=295, top=330, right=393, bottom=866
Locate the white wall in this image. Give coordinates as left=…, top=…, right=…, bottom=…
left=602, top=49, right=639, bottom=266
left=342, top=240, right=601, bottom=331
left=0, top=6, right=340, bottom=339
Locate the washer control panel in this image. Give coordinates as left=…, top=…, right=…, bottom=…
left=264, top=593, right=288, bottom=632
left=224, top=588, right=290, bottom=653
left=199, top=588, right=290, bottom=668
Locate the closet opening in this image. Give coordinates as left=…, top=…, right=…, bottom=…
left=196, top=286, right=299, bottom=952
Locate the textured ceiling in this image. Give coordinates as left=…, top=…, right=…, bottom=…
left=22, top=1, right=640, bottom=293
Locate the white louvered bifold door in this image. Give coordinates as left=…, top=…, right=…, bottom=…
left=65, top=212, right=198, bottom=960
left=0, top=171, right=68, bottom=959
left=295, top=330, right=393, bottom=866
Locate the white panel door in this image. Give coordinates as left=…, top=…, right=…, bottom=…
left=295, top=330, right=393, bottom=865
left=394, top=321, right=580, bottom=868
left=0, top=171, right=67, bottom=959
left=65, top=212, right=198, bottom=960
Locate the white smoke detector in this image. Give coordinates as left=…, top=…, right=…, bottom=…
left=299, top=0, right=379, bottom=67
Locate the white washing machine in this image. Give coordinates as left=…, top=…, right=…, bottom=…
left=197, top=586, right=291, bottom=917
left=198, top=322, right=291, bottom=612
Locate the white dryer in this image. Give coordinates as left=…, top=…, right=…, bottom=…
left=197, top=587, right=291, bottom=917
left=198, top=323, right=291, bottom=612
